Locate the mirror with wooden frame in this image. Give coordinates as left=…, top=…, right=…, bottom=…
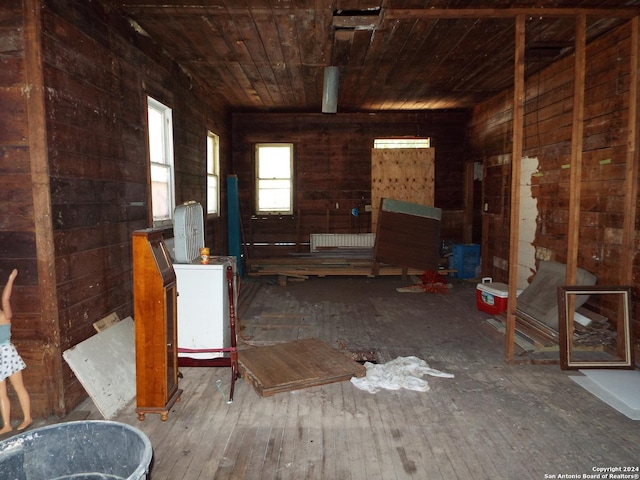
left=557, top=286, right=634, bottom=370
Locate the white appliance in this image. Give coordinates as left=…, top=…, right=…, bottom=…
left=172, top=201, right=236, bottom=360
left=173, top=257, right=237, bottom=359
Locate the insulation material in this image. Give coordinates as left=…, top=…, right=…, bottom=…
left=350, top=356, right=454, bottom=394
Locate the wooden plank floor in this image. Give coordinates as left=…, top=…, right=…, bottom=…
left=60, top=277, right=640, bottom=478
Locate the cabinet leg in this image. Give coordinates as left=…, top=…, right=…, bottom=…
left=137, top=413, right=146, bottom=421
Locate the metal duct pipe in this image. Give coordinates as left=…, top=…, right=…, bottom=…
left=322, top=66, right=339, bottom=113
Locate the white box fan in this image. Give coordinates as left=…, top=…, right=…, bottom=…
left=174, top=201, right=204, bottom=263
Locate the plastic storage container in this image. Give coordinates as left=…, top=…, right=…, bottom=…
left=476, top=278, right=521, bottom=315
left=0, top=420, right=152, bottom=480
left=451, top=244, right=481, bottom=279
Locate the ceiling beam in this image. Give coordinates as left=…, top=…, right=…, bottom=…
left=384, top=8, right=640, bottom=20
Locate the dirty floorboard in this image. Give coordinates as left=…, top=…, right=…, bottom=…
left=62, top=277, right=640, bottom=478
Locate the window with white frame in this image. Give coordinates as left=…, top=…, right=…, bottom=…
left=147, top=96, right=175, bottom=224
left=207, top=131, right=220, bottom=215
left=374, top=137, right=431, bottom=149
left=255, top=143, right=293, bottom=215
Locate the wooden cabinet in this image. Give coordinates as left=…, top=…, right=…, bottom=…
left=132, top=228, right=182, bottom=421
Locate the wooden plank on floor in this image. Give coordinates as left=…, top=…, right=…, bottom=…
left=238, top=338, right=366, bottom=396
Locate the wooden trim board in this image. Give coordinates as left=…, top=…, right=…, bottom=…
left=238, top=338, right=366, bottom=397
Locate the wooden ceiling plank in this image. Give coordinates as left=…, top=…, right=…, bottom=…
left=231, top=13, right=284, bottom=106
left=295, top=5, right=332, bottom=109
left=334, top=31, right=371, bottom=110
left=393, top=18, right=481, bottom=110
left=209, top=10, right=277, bottom=108
left=375, top=19, right=430, bottom=110
left=384, top=8, right=640, bottom=20
left=272, top=13, right=307, bottom=107
left=446, top=19, right=517, bottom=92
left=348, top=18, right=406, bottom=110
left=104, top=0, right=639, bottom=111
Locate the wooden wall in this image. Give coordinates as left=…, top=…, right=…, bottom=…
left=0, top=0, right=230, bottom=419
left=232, top=111, right=470, bottom=259
left=467, top=21, right=640, bottom=355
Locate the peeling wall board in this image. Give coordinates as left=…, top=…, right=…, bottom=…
left=62, top=317, right=135, bottom=419
left=517, top=156, right=539, bottom=290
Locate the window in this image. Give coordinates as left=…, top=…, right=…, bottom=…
left=374, top=138, right=430, bottom=149
left=207, top=132, right=220, bottom=215
left=255, top=143, right=293, bottom=215
left=147, top=96, right=175, bottom=224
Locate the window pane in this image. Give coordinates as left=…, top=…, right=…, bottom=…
left=206, top=132, right=219, bottom=214
left=374, top=138, right=430, bottom=149
left=151, top=164, right=171, bottom=220
left=256, top=143, right=293, bottom=214
left=207, top=175, right=218, bottom=214
left=148, top=108, right=165, bottom=164
left=258, top=179, right=291, bottom=212
left=148, top=96, right=174, bottom=223
left=258, top=146, right=291, bottom=178
left=207, top=133, right=218, bottom=175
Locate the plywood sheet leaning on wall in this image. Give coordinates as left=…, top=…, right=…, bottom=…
left=371, top=148, right=435, bottom=232
left=62, top=317, right=135, bottom=419
left=373, top=198, right=441, bottom=272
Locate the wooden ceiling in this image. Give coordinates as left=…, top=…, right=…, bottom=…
left=102, top=1, right=640, bottom=112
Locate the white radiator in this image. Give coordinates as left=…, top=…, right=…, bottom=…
left=310, top=233, right=375, bottom=252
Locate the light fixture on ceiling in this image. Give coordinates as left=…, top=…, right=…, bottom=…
left=322, top=66, right=339, bottom=114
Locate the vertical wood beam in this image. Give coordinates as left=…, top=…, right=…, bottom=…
left=622, top=17, right=639, bottom=286
left=505, top=14, right=525, bottom=362
left=563, top=14, right=586, bottom=362
left=622, top=17, right=639, bottom=361
left=566, top=14, right=586, bottom=285
left=24, top=0, right=64, bottom=414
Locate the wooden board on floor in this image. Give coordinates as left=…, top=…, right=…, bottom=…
left=238, top=337, right=366, bottom=397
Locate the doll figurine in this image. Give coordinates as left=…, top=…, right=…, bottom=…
left=0, top=269, right=32, bottom=434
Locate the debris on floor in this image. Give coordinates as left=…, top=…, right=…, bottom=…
left=396, top=270, right=452, bottom=293
left=350, top=356, right=454, bottom=394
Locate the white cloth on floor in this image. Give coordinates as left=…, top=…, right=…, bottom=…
left=350, top=356, right=454, bottom=394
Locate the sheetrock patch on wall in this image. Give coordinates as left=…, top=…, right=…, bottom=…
left=63, top=317, right=136, bottom=419
left=517, top=156, right=539, bottom=290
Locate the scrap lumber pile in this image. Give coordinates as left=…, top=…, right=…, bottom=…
left=246, top=253, right=423, bottom=280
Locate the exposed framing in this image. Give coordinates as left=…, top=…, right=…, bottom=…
left=557, top=286, right=635, bottom=370
left=505, top=13, right=639, bottom=363
left=505, top=14, right=525, bottom=362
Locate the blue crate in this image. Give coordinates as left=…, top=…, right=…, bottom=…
left=451, top=244, right=480, bottom=279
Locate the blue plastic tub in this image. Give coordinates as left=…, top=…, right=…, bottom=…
left=0, top=420, right=152, bottom=480
left=451, top=243, right=481, bottom=279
